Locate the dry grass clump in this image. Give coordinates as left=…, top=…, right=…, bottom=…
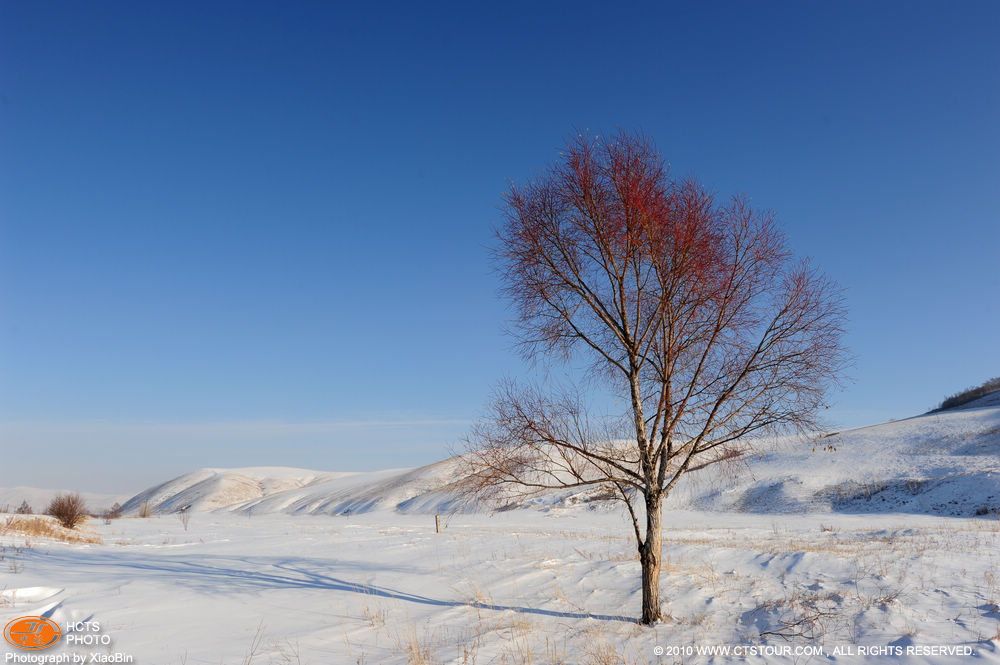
left=392, top=625, right=436, bottom=665
left=1, top=515, right=102, bottom=544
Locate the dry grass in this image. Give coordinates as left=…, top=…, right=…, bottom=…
left=392, top=625, right=437, bottom=665
left=499, top=636, right=534, bottom=665
left=578, top=625, right=650, bottom=665
left=1, top=515, right=102, bottom=544
left=586, top=642, right=627, bottom=665
left=542, top=636, right=568, bottom=665
left=361, top=600, right=388, bottom=629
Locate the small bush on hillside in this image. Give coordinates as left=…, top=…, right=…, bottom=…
left=937, top=376, right=1000, bottom=411
left=102, top=502, right=122, bottom=524
left=46, top=493, right=88, bottom=529
left=15, top=500, right=33, bottom=515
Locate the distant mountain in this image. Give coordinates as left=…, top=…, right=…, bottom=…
left=0, top=487, right=128, bottom=515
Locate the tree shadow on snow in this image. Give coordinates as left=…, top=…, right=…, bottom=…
left=32, top=550, right=637, bottom=624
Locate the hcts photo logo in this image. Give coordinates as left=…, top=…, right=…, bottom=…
left=3, top=616, right=62, bottom=650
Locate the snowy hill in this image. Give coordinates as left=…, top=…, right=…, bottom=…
left=119, top=466, right=342, bottom=514
left=232, top=458, right=477, bottom=516
left=665, top=400, right=1000, bottom=516
left=114, top=461, right=480, bottom=517
left=109, top=398, right=1000, bottom=519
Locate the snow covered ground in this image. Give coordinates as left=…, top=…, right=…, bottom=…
left=2, top=510, right=998, bottom=664
left=1, top=396, right=998, bottom=664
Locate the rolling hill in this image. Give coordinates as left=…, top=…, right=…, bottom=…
left=111, top=391, right=1000, bottom=519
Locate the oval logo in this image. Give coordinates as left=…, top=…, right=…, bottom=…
left=3, top=616, right=62, bottom=650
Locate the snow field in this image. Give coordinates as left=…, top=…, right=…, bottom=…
left=2, top=509, right=999, bottom=664
left=2, top=398, right=999, bottom=663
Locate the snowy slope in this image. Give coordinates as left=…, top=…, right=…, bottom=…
left=665, top=399, right=1000, bottom=516
left=232, top=458, right=477, bottom=516
left=118, top=466, right=343, bottom=514
left=112, top=396, right=1000, bottom=519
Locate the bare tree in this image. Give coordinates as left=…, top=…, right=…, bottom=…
left=464, top=130, right=847, bottom=624
left=103, top=502, right=123, bottom=520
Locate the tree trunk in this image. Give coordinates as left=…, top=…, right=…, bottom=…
left=639, top=493, right=663, bottom=624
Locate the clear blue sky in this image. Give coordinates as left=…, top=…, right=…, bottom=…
left=1, top=1, right=997, bottom=493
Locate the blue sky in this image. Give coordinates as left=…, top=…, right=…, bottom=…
left=1, top=1, right=997, bottom=493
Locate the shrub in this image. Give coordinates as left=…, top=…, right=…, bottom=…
left=102, top=502, right=122, bottom=524
left=45, top=493, right=88, bottom=530
left=138, top=501, right=153, bottom=518
left=936, top=376, right=1000, bottom=411
left=15, top=500, right=33, bottom=515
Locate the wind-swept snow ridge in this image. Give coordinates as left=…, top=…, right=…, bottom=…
left=119, top=467, right=342, bottom=514
left=232, top=458, right=479, bottom=516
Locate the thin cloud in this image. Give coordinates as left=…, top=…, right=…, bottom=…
left=0, top=418, right=474, bottom=438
